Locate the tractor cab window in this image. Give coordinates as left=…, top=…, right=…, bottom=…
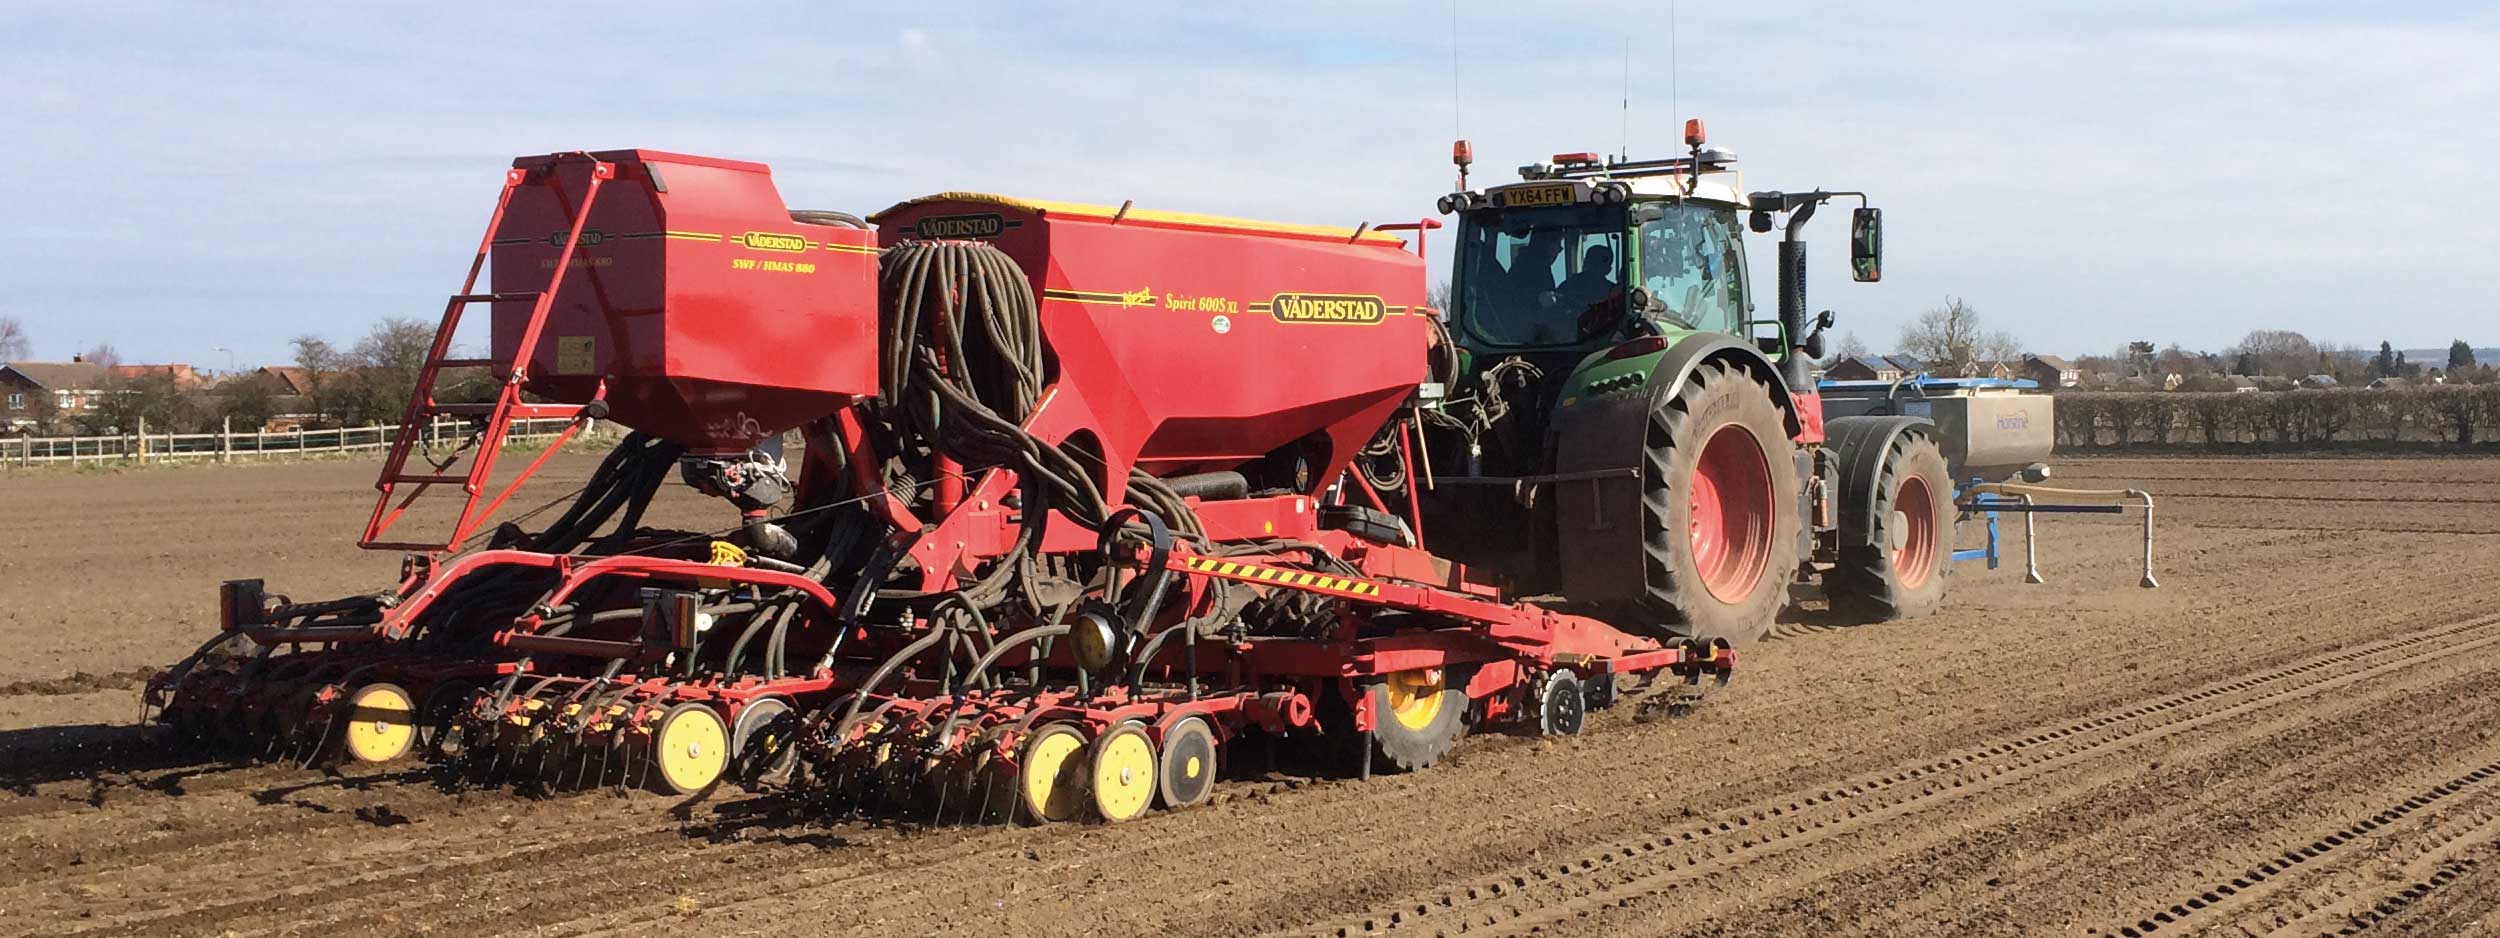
left=1455, top=204, right=1627, bottom=347
left=1634, top=203, right=1747, bottom=334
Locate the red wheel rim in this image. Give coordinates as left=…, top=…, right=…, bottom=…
left=1893, top=476, right=1938, bottom=589
left=1687, top=424, right=1775, bottom=604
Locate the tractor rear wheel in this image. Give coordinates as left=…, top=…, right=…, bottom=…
left=1624, top=360, right=1802, bottom=643
left=1823, top=430, right=1953, bottom=621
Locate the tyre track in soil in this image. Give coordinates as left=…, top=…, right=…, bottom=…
left=202, top=528, right=2479, bottom=938
left=1656, top=661, right=2500, bottom=938
left=2094, top=759, right=2500, bottom=938
left=1367, top=643, right=2500, bottom=938
left=1277, top=613, right=2500, bottom=938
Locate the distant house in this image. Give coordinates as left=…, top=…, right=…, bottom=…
left=110, top=363, right=208, bottom=391
left=2226, top=375, right=2261, bottom=393
left=252, top=365, right=316, bottom=396
left=1825, top=355, right=1905, bottom=383
left=2369, top=377, right=2409, bottom=390
left=0, top=360, right=111, bottom=430
left=2300, top=374, right=2340, bottom=389
left=2021, top=354, right=2080, bottom=388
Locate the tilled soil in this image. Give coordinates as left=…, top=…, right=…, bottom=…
left=1, top=452, right=2495, bottom=937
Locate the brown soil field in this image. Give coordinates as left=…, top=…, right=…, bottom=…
left=3, top=451, right=2498, bottom=937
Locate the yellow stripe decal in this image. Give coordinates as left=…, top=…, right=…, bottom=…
left=1177, top=555, right=1385, bottom=599
left=664, top=230, right=722, bottom=242
left=824, top=243, right=880, bottom=254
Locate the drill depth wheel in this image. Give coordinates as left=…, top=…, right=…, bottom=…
left=1537, top=671, right=1586, bottom=737
left=1089, top=723, right=1158, bottom=823
left=650, top=702, right=729, bottom=795
left=341, top=682, right=418, bottom=764
left=1016, top=722, right=1089, bottom=825
left=1156, top=717, right=1218, bottom=810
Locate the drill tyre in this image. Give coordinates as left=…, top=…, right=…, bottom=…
left=1620, top=360, right=1801, bottom=644
left=1360, top=670, right=1467, bottom=773
left=1822, top=430, right=1953, bottom=622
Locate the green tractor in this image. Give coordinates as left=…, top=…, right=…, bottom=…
left=1410, top=122, right=1970, bottom=643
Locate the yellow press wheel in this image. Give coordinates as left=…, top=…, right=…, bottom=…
left=1016, top=722, right=1089, bottom=825
left=1089, top=723, right=1158, bottom=823
left=341, top=683, right=417, bottom=764
left=651, top=702, right=729, bottom=795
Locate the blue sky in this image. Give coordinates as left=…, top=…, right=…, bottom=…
left=4, top=1, right=2496, bottom=368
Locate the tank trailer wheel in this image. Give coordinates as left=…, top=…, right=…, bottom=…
left=1016, top=722, right=1090, bottom=825
left=1626, top=360, right=1803, bottom=644
left=650, top=702, right=730, bottom=795
left=1823, top=431, right=1953, bottom=622
left=1089, top=723, right=1159, bottom=823
left=341, top=682, right=418, bottom=764
left=1364, top=668, right=1469, bottom=773
left=1157, top=717, right=1219, bottom=810
left=1537, top=671, right=1587, bottom=737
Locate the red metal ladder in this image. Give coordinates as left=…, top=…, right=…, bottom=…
left=360, top=159, right=616, bottom=553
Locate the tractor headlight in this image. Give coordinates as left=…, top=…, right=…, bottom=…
left=1069, top=607, right=1129, bottom=672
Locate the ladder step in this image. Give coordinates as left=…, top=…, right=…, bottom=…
left=387, top=473, right=473, bottom=486
left=449, top=291, right=544, bottom=305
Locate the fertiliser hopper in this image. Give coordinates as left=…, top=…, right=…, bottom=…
left=145, top=148, right=1737, bottom=820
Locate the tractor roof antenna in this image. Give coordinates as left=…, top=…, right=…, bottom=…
left=1619, top=37, right=1631, bottom=165
left=1670, top=0, right=1689, bottom=195
left=1449, top=0, right=1462, bottom=141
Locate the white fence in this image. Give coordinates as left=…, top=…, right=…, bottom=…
left=2, top=416, right=582, bottom=466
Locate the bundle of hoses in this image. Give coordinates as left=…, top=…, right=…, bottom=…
left=877, top=240, right=1201, bottom=544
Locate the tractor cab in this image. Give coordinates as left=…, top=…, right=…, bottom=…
left=1443, top=150, right=1754, bottom=361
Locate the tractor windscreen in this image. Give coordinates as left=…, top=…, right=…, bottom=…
left=1453, top=203, right=1627, bottom=347
left=1632, top=201, right=1750, bottom=335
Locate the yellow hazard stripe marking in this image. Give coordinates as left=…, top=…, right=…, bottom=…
left=1180, top=556, right=1382, bottom=596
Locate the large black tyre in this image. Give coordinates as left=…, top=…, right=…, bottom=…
left=1331, top=670, right=1468, bottom=773
left=1621, top=360, right=1803, bottom=644
left=1822, top=430, right=1952, bottom=622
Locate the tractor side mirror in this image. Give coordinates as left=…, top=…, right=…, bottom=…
left=1850, top=207, right=1883, bottom=282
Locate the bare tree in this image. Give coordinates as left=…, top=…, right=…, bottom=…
left=348, top=317, right=436, bottom=425
left=2231, top=329, right=2315, bottom=378
left=1833, top=331, right=1870, bottom=361
left=0, top=316, right=28, bottom=360
left=80, top=343, right=121, bottom=368
left=292, top=335, right=348, bottom=426
left=1897, top=296, right=2018, bottom=377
